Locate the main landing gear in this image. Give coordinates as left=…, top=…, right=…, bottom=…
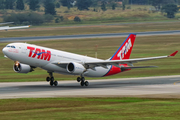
left=77, top=77, right=89, bottom=86
left=46, top=72, right=58, bottom=86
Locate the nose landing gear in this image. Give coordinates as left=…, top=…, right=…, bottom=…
left=46, top=72, right=58, bottom=86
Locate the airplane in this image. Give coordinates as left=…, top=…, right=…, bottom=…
left=2, top=33, right=178, bottom=87
left=0, top=25, right=30, bottom=31
left=0, top=22, right=30, bottom=31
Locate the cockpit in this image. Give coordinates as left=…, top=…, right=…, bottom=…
left=6, top=45, right=16, bottom=48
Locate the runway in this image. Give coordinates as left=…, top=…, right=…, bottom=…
left=0, top=75, right=180, bottom=99
left=1, top=30, right=180, bottom=42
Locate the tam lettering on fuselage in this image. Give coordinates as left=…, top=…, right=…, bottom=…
left=27, top=46, right=51, bottom=61
left=117, top=38, right=132, bottom=60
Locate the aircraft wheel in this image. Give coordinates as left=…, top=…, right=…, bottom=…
left=54, top=81, right=58, bottom=86
left=50, top=81, right=54, bottom=86
left=46, top=77, right=50, bottom=82
left=85, top=81, right=89, bottom=86
left=81, top=77, right=85, bottom=81
left=80, top=81, right=85, bottom=86
left=77, top=77, right=81, bottom=82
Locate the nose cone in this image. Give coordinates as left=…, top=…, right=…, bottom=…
left=2, top=47, right=7, bottom=55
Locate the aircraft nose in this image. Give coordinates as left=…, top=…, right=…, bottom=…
left=2, top=47, right=7, bottom=55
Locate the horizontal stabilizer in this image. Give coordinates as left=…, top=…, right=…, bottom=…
left=121, top=66, right=157, bottom=70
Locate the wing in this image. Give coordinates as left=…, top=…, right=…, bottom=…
left=0, top=25, right=30, bottom=31
left=52, top=51, right=178, bottom=70
left=85, top=51, right=178, bottom=69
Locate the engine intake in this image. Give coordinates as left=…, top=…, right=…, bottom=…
left=13, top=63, right=33, bottom=73
left=67, top=62, right=86, bottom=75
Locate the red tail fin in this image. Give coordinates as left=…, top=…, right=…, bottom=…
left=110, top=33, right=136, bottom=60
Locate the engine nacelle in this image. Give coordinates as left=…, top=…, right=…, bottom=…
left=13, top=63, right=33, bottom=73
left=67, top=62, right=86, bottom=75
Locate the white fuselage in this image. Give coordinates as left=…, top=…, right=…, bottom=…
left=3, top=43, right=112, bottom=77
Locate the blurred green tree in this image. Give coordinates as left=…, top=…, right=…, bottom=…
left=29, top=0, right=40, bottom=11
left=16, top=0, right=24, bottom=10
left=44, top=0, right=56, bottom=15
left=76, top=0, right=92, bottom=10
left=5, top=0, right=15, bottom=9
left=162, top=4, right=178, bottom=18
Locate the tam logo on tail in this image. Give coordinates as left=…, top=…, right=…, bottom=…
left=110, top=34, right=136, bottom=60
left=117, top=38, right=132, bottom=60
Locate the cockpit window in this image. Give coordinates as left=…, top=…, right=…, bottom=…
left=6, top=45, right=15, bottom=48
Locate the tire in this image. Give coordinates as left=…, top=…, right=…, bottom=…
left=85, top=81, right=89, bottom=86
left=54, top=81, right=58, bottom=86
left=81, top=77, right=85, bottom=81
left=50, top=81, right=54, bottom=86
left=80, top=81, right=85, bottom=86
left=46, top=77, right=50, bottom=82
left=77, top=77, right=81, bottom=82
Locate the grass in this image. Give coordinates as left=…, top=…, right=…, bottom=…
left=0, top=34, right=179, bottom=82
left=1, top=21, right=180, bottom=38
left=0, top=97, right=180, bottom=120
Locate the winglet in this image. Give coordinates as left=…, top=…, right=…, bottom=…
left=169, top=51, right=178, bottom=57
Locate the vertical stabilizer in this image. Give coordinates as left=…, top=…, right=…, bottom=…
left=110, top=33, right=136, bottom=60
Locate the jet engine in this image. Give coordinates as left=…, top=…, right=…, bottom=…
left=13, top=62, right=33, bottom=73
left=67, top=62, right=86, bottom=75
